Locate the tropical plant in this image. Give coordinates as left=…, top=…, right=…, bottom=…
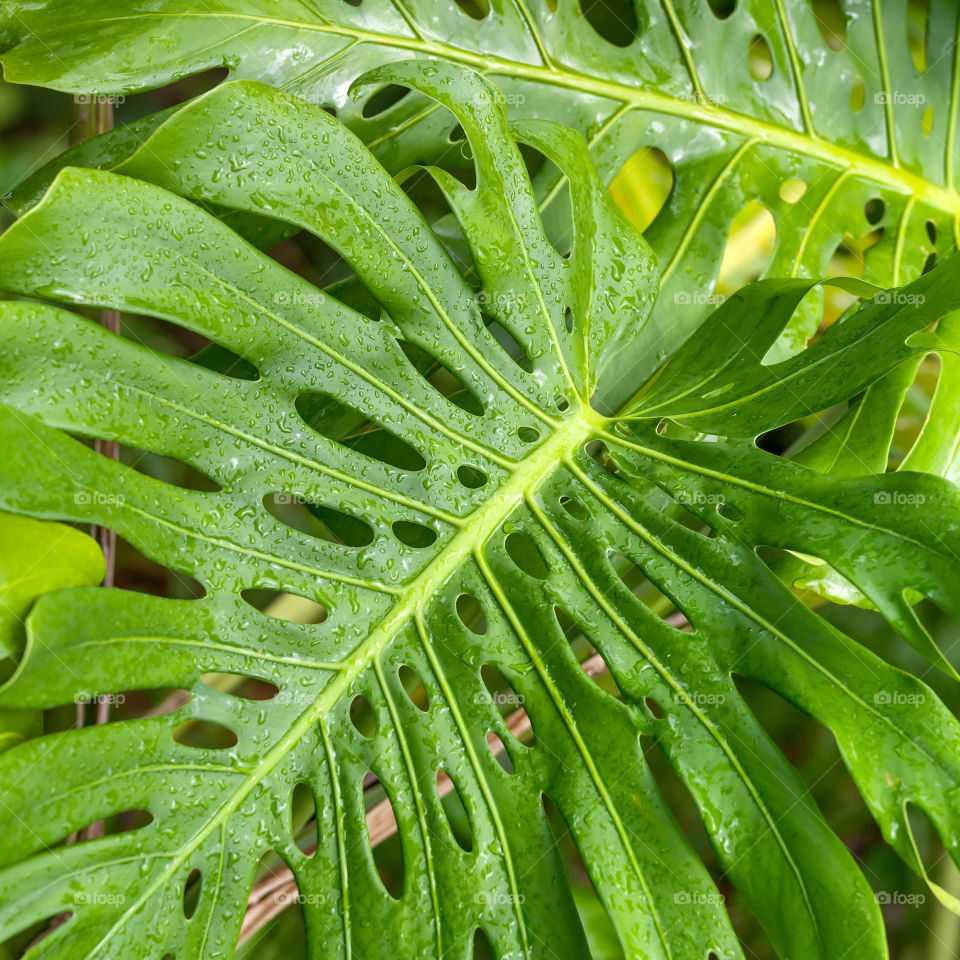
left=0, top=54, right=959, bottom=960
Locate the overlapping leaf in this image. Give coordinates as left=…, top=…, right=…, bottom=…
left=0, top=62, right=959, bottom=960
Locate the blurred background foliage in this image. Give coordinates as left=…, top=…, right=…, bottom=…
left=0, top=51, right=957, bottom=959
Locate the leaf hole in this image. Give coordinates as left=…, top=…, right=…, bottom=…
left=517, top=426, right=540, bottom=443
left=113, top=536, right=205, bottom=600
left=366, top=777, right=404, bottom=899
left=559, top=495, right=589, bottom=521
left=581, top=0, right=638, bottom=47
left=716, top=501, right=743, bottom=522
left=436, top=770, right=474, bottom=852
left=926, top=219, right=937, bottom=244
left=485, top=318, right=534, bottom=373
left=473, top=927, right=497, bottom=959
left=923, top=252, right=937, bottom=274
left=290, top=781, right=317, bottom=857
left=200, top=672, right=279, bottom=700
left=112, top=443, right=221, bottom=492
left=749, top=34, right=773, bottom=81
left=717, top=201, right=776, bottom=295
left=504, top=531, right=549, bottom=579
left=457, top=465, right=488, bottom=488
left=172, top=719, right=238, bottom=751
left=609, top=146, right=673, bottom=233
left=362, top=84, right=411, bottom=119
left=392, top=520, right=438, bottom=549
left=449, top=123, right=467, bottom=143
left=456, top=593, right=488, bottom=635
left=850, top=76, right=866, bottom=112
left=296, top=392, right=426, bottom=472
left=182, top=868, right=202, bottom=919
left=350, top=694, right=378, bottom=739
left=564, top=306, right=574, bottom=333
left=454, top=0, right=490, bottom=19
left=865, top=197, right=886, bottom=225
left=645, top=696, right=665, bottom=719
left=922, top=105, right=935, bottom=136
left=555, top=394, right=570, bottom=411
left=486, top=732, right=515, bottom=774
left=263, top=492, right=374, bottom=547
left=812, top=0, right=847, bottom=51
left=907, top=0, right=929, bottom=72
left=240, top=589, right=328, bottom=624
left=779, top=178, right=807, bottom=204
left=584, top=438, right=620, bottom=474
left=706, top=0, right=736, bottom=18
left=399, top=664, right=430, bottom=712
left=396, top=339, right=485, bottom=416
left=481, top=664, right=533, bottom=744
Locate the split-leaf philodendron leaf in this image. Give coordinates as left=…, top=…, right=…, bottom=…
left=1, top=61, right=960, bottom=960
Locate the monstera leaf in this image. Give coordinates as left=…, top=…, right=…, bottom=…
left=1, top=62, right=960, bottom=960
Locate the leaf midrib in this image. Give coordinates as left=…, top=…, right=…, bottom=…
left=49, top=12, right=960, bottom=216
left=80, top=404, right=602, bottom=959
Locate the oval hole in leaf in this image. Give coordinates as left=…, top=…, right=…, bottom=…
left=362, top=84, right=411, bottom=118
left=182, top=868, right=202, bottom=919
left=850, top=76, right=866, bottom=112
left=484, top=317, right=534, bottom=373
left=473, top=927, right=497, bottom=959
left=645, top=696, right=665, bottom=719
left=262, top=492, right=375, bottom=547
left=559, top=495, right=589, bottom=521
left=454, top=0, right=489, bottom=19
left=717, top=501, right=743, bottom=523
left=399, top=664, right=429, bottom=712
left=365, top=777, right=404, bottom=899
left=608, top=146, right=673, bottom=233
left=926, top=219, right=937, bottom=244
left=172, top=719, right=238, bottom=750
left=749, top=34, right=773, bottom=81
left=98, top=809, right=154, bottom=838
left=396, top=339, right=484, bottom=416
left=779, top=178, right=807, bottom=204
left=865, top=197, right=885, bottom=225
left=201, top=672, right=279, bottom=701
left=481, top=664, right=532, bottom=744
left=457, top=593, right=488, bottom=635
left=608, top=549, right=642, bottom=590
left=585, top=439, right=620, bottom=475
left=582, top=0, right=638, bottom=47
left=716, top=201, right=776, bottom=295
left=922, top=105, right=935, bottom=137
left=706, top=0, right=736, bottom=18
left=812, top=0, right=847, bottom=51
left=350, top=694, right=378, bottom=739
left=923, top=252, right=937, bottom=274
left=392, top=520, right=438, bottom=549
left=486, top=732, right=515, bottom=774
left=505, top=531, right=549, bottom=579
left=290, top=781, right=317, bottom=857
left=240, top=589, right=328, bottom=624
left=517, top=426, right=540, bottom=444
left=437, top=770, right=474, bottom=852
left=295, top=392, right=426, bottom=472
left=457, top=465, right=488, bottom=488
left=115, top=444, right=222, bottom=492
left=907, top=0, right=929, bottom=72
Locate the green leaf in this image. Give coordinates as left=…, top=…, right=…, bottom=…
left=0, top=63, right=958, bottom=960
